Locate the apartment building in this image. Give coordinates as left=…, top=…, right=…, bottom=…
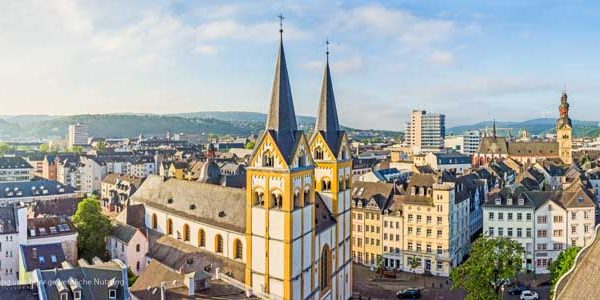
left=67, top=123, right=89, bottom=148
left=405, top=110, right=446, bottom=153
left=351, top=182, right=396, bottom=267
left=483, top=180, right=596, bottom=273
left=0, top=157, right=33, bottom=182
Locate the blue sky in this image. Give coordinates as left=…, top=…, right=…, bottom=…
left=0, top=0, right=599, bottom=130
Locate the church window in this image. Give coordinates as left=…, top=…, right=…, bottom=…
left=151, top=213, right=157, bottom=230
left=320, top=245, right=332, bottom=291
left=294, top=191, right=301, bottom=208
left=297, top=151, right=306, bottom=167
left=166, top=218, right=173, bottom=235
left=315, top=147, right=324, bottom=160
left=198, top=229, right=206, bottom=247
left=262, top=151, right=274, bottom=167
left=215, top=234, right=223, bottom=253
left=234, top=239, right=243, bottom=259
left=183, top=223, right=190, bottom=242
left=304, top=189, right=310, bottom=204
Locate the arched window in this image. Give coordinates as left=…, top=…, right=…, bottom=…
left=294, top=191, right=301, bottom=208
left=215, top=234, right=223, bottom=253
left=341, top=148, right=347, bottom=160
left=262, top=151, right=274, bottom=167
left=303, top=189, right=310, bottom=204
left=345, top=176, right=351, bottom=190
left=198, top=229, right=206, bottom=247
left=183, top=224, right=190, bottom=242
left=234, top=239, right=243, bottom=259
left=136, top=244, right=140, bottom=252
left=298, top=151, right=306, bottom=167
left=271, top=192, right=282, bottom=209
left=151, top=213, right=157, bottom=230
left=314, top=147, right=324, bottom=160
left=320, top=245, right=332, bottom=291
left=136, top=261, right=140, bottom=271
left=166, top=218, right=173, bottom=235
left=322, top=179, right=331, bottom=191
left=254, top=191, right=264, bottom=207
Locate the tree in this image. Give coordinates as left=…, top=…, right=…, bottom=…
left=96, top=140, right=106, bottom=152
left=245, top=141, right=256, bottom=150
left=69, top=145, right=84, bottom=153
left=548, top=246, right=580, bottom=297
left=39, top=143, right=50, bottom=153
left=0, top=142, right=12, bottom=155
left=408, top=256, right=420, bottom=274
left=450, top=236, right=524, bottom=300
left=72, top=197, right=111, bottom=261
left=127, top=268, right=139, bottom=286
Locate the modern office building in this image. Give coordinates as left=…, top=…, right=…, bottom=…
left=405, top=110, right=446, bottom=153
left=67, top=123, right=89, bottom=148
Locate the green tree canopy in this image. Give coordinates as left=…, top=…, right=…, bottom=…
left=245, top=141, right=256, bottom=149
left=549, top=246, right=580, bottom=297
left=0, top=142, right=12, bottom=155
left=450, top=236, right=525, bottom=300
left=72, top=197, right=111, bottom=261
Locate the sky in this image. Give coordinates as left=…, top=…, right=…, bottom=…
left=0, top=0, right=599, bottom=131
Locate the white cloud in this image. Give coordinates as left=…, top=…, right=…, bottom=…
left=427, top=50, right=454, bottom=65
left=194, top=45, right=219, bottom=55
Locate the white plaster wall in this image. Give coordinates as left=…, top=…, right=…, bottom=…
left=252, top=236, right=265, bottom=273
left=268, top=240, right=284, bottom=279
left=269, top=210, right=284, bottom=241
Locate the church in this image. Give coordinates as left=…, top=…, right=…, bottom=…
left=472, top=92, right=573, bottom=167
left=130, top=24, right=352, bottom=300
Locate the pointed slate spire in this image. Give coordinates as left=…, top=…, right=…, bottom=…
left=492, top=119, right=497, bottom=138
left=314, top=40, right=341, bottom=152
left=265, top=15, right=298, bottom=160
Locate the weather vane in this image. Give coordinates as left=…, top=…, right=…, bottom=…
left=277, top=14, right=284, bottom=36
left=326, top=38, right=330, bottom=60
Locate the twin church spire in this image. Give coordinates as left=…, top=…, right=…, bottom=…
left=265, top=16, right=341, bottom=158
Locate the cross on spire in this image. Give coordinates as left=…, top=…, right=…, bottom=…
left=326, top=39, right=330, bottom=62
left=278, top=14, right=284, bottom=40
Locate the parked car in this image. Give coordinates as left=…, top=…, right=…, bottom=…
left=520, top=290, right=539, bottom=300
left=508, top=284, right=529, bottom=295
left=396, top=288, right=421, bottom=299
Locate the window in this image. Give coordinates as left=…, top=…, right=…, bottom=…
left=553, top=230, right=563, bottom=237
left=109, top=289, right=117, bottom=299
left=437, top=230, right=442, bottom=238
left=320, top=245, right=332, bottom=291
left=526, top=228, right=532, bottom=238
left=426, top=229, right=432, bottom=237
left=517, top=213, right=522, bottom=221
left=508, top=213, right=513, bottom=221
left=136, top=244, right=141, bottom=252
left=314, top=147, right=324, bottom=160
left=408, top=242, right=413, bottom=251
left=526, top=213, right=532, bottom=221
left=417, top=215, right=422, bottom=223
left=489, top=212, right=494, bottom=220
left=585, top=224, right=590, bottom=233
left=553, top=243, right=564, bottom=250
left=572, top=226, right=577, bottom=234
left=262, top=151, right=274, bottom=167
left=426, top=216, right=432, bottom=224
left=553, top=216, right=563, bottom=223
left=408, top=214, right=413, bottom=222
left=507, top=228, right=513, bottom=237
left=517, top=228, right=522, bottom=237
left=74, top=291, right=81, bottom=300
left=498, top=227, right=504, bottom=237
left=234, top=239, right=243, bottom=259
left=198, top=229, right=206, bottom=247
left=585, top=211, right=590, bottom=220
left=498, top=213, right=504, bottom=220
left=166, top=218, right=173, bottom=235
left=215, top=234, right=223, bottom=253
left=437, top=216, right=442, bottom=225
left=537, top=243, right=547, bottom=251
left=136, top=261, right=140, bottom=271
left=488, top=227, right=494, bottom=236
left=183, top=224, right=190, bottom=241
left=537, top=216, right=547, bottom=224
left=426, top=244, right=432, bottom=253
left=537, top=230, right=547, bottom=238
left=151, top=213, right=157, bottom=229
left=571, top=212, right=576, bottom=220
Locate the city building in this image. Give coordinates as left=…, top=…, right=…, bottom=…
left=483, top=180, right=596, bottom=273
left=405, top=110, right=446, bottom=153
left=0, top=157, right=33, bottom=182
left=67, top=123, right=89, bottom=148
left=101, top=174, right=145, bottom=212
left=0, top=179, right=79, bottom=205
left=0, top=205, right=27, bottom=285
left=424, top=152, right=472, bottom=175
left=445, top=130, right=481, bottom=155
left=473, top=92, right=573, bottom=167
left=18, top=243, right=66, bottom=284
left=31, top=258, right=130, bottom=299
left=26, top=217, right=78, bottom=265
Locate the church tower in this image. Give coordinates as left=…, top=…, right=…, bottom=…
left=245, top=18, right=317, bottom=299
left=309, top=42, right=353, bottom=300
left=556, top=90, right=573, bottom=165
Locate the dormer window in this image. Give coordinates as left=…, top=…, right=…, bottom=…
left=495, top=198, right=501, bottom=205
left=60, top=292, right=68, bottom=300
left=74, top=291, right=82, bottom=300
left=297, top=151, right=306, bottom=167
left=108, top=289, right=117, bottom=299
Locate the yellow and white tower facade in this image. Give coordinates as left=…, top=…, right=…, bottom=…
left=245, top=28, right=352, bottom=299
left=556, top=91, right=573, bottom=165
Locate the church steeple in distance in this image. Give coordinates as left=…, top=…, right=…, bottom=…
left=314, top=39, right=341, bottom=152
left=265, top=14, right=298, bottom=159
left=557, top=89, right=572, bottom=129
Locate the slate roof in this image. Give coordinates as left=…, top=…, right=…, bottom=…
left=264, top=38, right=299, bottom=163
left=111, top=222, right=138, bottom=244
left=0, top=205, right=18, bottom=233
left=27, top=217, right=76, bottom=238
left=0, top=179, right=76, bottom=199
left=132, top=175, right=246, bottom=233
left=315, top=192, right=336, bottom=234
left=313, top=59, right=344, bottom=154
left=0, top=156, right=33, bottom=169
left=37, top=259, right=128, bottom=300
left=477, top=137, right=508, bottom=154
left=102, top=173, right=144, bottom=188
left=115, top=203, right=146, bottom=229
left=21, top=243, right=66, bottom=272
left=351, top=181, right=395, bottom=210
left=507, top=141, right=558, bottom=157
left=0, top=285, right=38, bottom=299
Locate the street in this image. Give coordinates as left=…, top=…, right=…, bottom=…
left=352, top=264, right=550, bottom=300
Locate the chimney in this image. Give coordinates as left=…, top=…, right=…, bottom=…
left=507, top=196, right=513, bottom=206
